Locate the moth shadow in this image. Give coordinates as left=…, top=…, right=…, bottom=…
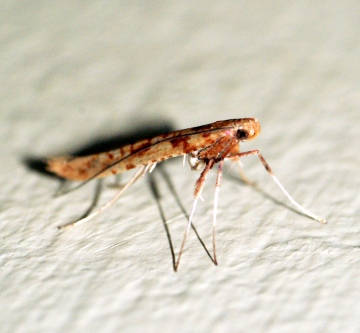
left=23, top=120, right=176, bottom=179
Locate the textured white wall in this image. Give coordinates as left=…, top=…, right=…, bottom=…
left=1, top=1, right=359, bottom=332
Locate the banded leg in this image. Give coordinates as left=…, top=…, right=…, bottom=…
left=226, top=150, right=326, bottom=223
left=212, top=159, right=224, bottom=265
left=175, top=159, right=215, bottom=271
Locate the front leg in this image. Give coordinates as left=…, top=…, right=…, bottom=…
left=175, top=159, right=215, bottom=271
left=226, top=150, right=326, bottom=223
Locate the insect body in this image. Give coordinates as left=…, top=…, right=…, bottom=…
left=47, top=119, right=260, bottom=181
left=47, top=118, right=326, bottom=271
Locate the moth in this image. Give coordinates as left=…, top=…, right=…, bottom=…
left=47, top=118, right=326, bottom=271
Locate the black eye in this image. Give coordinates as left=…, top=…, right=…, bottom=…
left=237, top=129, right=248, bottom=140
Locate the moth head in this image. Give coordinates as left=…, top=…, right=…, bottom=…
left=235, top=118, right=260, bottom=142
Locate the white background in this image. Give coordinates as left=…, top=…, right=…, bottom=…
left=1, top=1, right=359, bottom=332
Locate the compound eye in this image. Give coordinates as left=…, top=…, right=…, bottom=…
left=236, top=129, right=248, bottom=140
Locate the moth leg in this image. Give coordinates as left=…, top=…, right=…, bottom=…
left=58, top=164, right=148, bottom=229
left=227, top=143, right=255, bottom=186
left=175, top=159, right=214, bottom=271
left=226, top=150, right=326, bottom=224
left=212, top=159, right=224, bottom=265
